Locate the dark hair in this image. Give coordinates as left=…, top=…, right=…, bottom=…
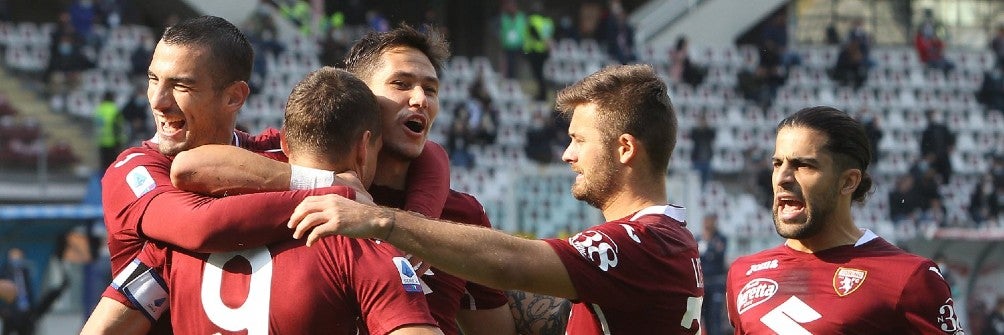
left=283, top=67, right=381, bottom=160
left=555, top=64, right=676, bottom=174
left=777, top=106, right=873, bottom=203
left=342, top=24, right=450, bottom=81
left=161, top=15, right=253, bottom=89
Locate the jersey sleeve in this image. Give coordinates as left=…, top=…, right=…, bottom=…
left=898, top=260, right=965, bottom=334
left=140, top=185, right=354, bottom=252
left=236, top=128, right=282, bottom=151
left=332, top=238, right=438, bottom=335
left=403, top=140, right=450, bottom=218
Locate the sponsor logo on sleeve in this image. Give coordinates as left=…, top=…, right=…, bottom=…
left=745, top=259, right=779, bottom=276
left=393, top=256, right=423, bottom=293
left=126, top=166, right=156, bottom=198
left=568, top=230, right=620, bottom=271
left=736, top=278, right=778, bottom=314
left=832, top=267, right=867, bottom=297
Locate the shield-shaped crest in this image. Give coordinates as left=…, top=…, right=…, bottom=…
left=833, top=267, right=867, bottom=297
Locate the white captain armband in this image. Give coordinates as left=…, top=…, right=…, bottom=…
left=111, top=259, right=169, bottom=322
left=290, top=164, right=335, bottom=190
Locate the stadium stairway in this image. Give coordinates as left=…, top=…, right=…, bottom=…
left=0, top=66, right=96, bottom=173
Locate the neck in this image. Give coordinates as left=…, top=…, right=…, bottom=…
left=288, top=155, right=346, bottom=173
left=785, top=206, right=862, bottom=253
left=599, top=175, right=666, bottom=221
left=373, top=150, right=410, bottom=190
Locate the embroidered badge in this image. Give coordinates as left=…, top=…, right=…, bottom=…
left=736, top=278, right=778, bottom=314
left=126, top=166, right=156, bottom=198
left=833, top=267, right=867, bottom=297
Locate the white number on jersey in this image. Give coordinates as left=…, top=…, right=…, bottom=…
left=202, top=247, right=273, bottom=335
left=759, top=296, right=821, bottom=335
left=681, top=296, right=703, bottom=330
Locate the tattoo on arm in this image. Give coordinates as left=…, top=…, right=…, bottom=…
left=507, top=290, right=571, bottom=335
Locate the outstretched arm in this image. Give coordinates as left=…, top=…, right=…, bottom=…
left=289, top=195, right=577, bottom=299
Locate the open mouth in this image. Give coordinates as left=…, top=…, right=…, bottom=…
left=777, top=198, right=805, bottom=220
left=160, top=119, right=186, bottom=135
left=404, top=119, right=425, bottom=133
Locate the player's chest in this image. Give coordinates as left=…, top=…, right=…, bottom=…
left=732, top=260, right=901, bottom=333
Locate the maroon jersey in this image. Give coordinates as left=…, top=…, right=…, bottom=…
left=101, top=140, right=353, bottom=275
left=543, top=205, right=703, bottom=335
left=104, top=235, right=436, bottom=334
left=726, top=231, right=965, bottom=334
left=370, top=186, right=510, bottom=335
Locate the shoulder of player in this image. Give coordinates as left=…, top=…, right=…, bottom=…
left=441, top=190, right=489, bottom=226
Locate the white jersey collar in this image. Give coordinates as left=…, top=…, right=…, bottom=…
left=854, top=229, right=879, bottom=247
left=629, top=204, right=686, bottom=223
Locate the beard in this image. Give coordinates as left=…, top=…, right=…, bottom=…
left=571, top=154, right=620, bottom=209
left=772, top=180, right=839, bottom=240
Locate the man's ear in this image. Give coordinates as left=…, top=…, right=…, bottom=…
left=355, top=131, right=373, bottom=170
left=840, top=168, right=862, bottom=196
left=279, top=129, right=289, bottom=157
left=224, top=81, right=251, bottom=113
left=617, top=134, right=639, bottom=164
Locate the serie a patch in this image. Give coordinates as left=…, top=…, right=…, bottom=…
left=833, top=267, right=867, bottom=297
left=112, top=258, right=169, bottom=322
left=126, top=166, right=156, bottom=198
left=393, top=256, right=423, bottom=293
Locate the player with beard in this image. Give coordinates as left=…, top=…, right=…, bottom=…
left=724, top=106, right=965, bottom=334
left=283, top=64, right=705, bottom=335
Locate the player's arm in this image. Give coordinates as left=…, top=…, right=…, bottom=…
left=457, top=305, right=518, bottom=335
left=387, top=325, right=444, bottom=335
left=290, top=195, right=578, bottom=299
left=79, top=298, right=151, bottom=335
left=403, top=141, right=450, bottom=218
left=504, top=290, right=570, bottom=335
left=899, top=261, right=965, bottom=334
left=141, top=186, right=354, bottom=252
left=172, top=144, right=291, bottom=195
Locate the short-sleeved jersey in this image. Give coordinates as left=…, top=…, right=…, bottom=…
left=370, top=186, right=510, bottom=335
left=726, top=231, right=966, bottom=334
left=105, top=235, right=437, bottom=335
left=101, top=140, right=351, bottom=275
left=543, top=205, right=703, bottom=335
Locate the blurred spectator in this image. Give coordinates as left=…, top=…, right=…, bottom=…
left=862, top=111, right=883, bottom=164
left=498, top=0, right=527, bottom=79
left=94, top=91, right=126, bottom=172
left=690, top=112, right=715, bottom=186
left=825, top=22, right=841, bottom=45
left=847, top=18, right=873, bottom=66
left=985, top=297, right=1004, bottom=335
left=120, top=86, right=150, bottom=145
left=366, top=9, right=389, bottom=33
left=320, top=27, right=350, bottom=66
left=830, top=39, right=869, bottom=89
left=992, top=24, right=1004, bottom=66
left=669, top=36, right=706, bottom=87
left=738, top=39, right=786, bottom=109
left=599, top=0, right=636, bottom=64
left=760, top=11, right=800, bottom=68
left=129, top=35, right=154, bottom=77
left=525, top=109, right=567, bottom=164
left=992, top=155, right=1004, bottom=188
left=920, top=110, right=955, bottom=183
left=44, top=32, right=94, bottom=91
left=698, top=214, right=727, bottom=335
left=888, top=174, right=923, bottom=223
left=910, top=158, right=946, bottom=224
left=447, top=78, right=499, bottom=168
left=524, top=2, right=554, bottom=101
left=554, top=14, right=579, bottom=41
left=977, top=60, right=1004, bottom=112
left=914, top=8, right=955, bottom=73
left=0, top=248, right=36, bottom=335
left=68, top=0, right=98, bottom=46
left=969, top=173, right=1001, bottom=225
